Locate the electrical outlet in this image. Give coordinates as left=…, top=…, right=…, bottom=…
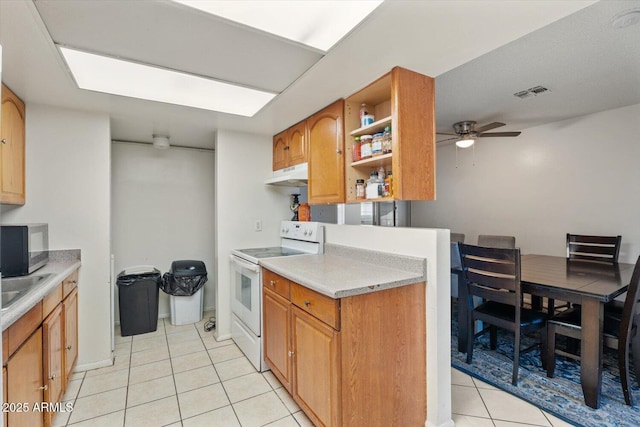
left=254, top=220, right=262, bottom=231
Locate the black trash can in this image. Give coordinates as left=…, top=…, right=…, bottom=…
left=160, top=260, right=207, bottom=325
left=117, top=267, right=161, bottom=336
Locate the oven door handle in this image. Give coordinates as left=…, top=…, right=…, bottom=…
left=229, top=255, right=260, bottom=273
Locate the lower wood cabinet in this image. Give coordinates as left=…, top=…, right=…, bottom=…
left=291, top=306, right=340, bottom=427
left=7, top=328, right=44, bottom=427
left=63, top=287, right=78, bottom=381
left=263, top=269, right=426, bottom=427
left=3, top=269, right=79, bottom=427
left=43, top=304, right=64, bottom=427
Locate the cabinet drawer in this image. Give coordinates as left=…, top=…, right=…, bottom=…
left=63, top=270, right=79, bottom=298
left=43, top=283, right=63, bottom=318
left=263, top=270, right=290, bottom=299
left=8, top=301, right=43, bottom=356
left=291, top=282, right=340, bottom=330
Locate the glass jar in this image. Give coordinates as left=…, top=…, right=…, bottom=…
left=351, top=136, right=361, bottom=162
left=371, top=132, right=383, bottom=156
left=382, top=126, right=392, bottom=154
left=355, top=179, right=365, bottom=199
left=360, top=135, right=373, bottom=159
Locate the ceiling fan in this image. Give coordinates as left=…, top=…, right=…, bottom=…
left=437, top=121, right=521, bottom=148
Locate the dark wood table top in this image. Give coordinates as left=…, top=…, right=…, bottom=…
left=521, top=254, right=635, bottom=302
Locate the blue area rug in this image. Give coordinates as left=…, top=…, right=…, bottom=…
left=451, top=301, right=640, bottom=426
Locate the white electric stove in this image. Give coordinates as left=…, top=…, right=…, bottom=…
left=229, top=221, right=324, bottom=371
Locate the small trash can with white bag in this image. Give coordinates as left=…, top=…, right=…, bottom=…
left=160, top=260, right=207, bottom=326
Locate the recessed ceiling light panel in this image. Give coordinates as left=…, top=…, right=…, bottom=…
left=59, top=47, right=277, bottom=117
left=173, top=0, right=383, bottom=52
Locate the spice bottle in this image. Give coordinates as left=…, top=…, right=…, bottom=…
left=384, top=170, right=393, bottom=197
left=360, top=135, right=373, bottom=159
left=355, top=179, right=365, bottom=199
left=372, top=132, right=383, bottom=156
left=351, top=136, right=361, bottom=162
left=382, top=126, right=392, bottom=154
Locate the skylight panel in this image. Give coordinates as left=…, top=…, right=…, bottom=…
left=173, top=0, right=383, bottom=52
left=59, top=47, right=277, bottom=117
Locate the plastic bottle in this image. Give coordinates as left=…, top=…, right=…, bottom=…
left=359, top=104, right=369, bottom=127
left=385, top=171, right=393, bottom=197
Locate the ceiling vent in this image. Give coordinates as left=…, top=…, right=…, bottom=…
left=514, top=85, right=550, bottom=99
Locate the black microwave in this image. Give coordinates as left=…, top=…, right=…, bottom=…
left=0, top=224, right=49, bottom=277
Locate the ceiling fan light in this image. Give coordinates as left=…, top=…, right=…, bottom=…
left=456, top=138, right=475, bottom=148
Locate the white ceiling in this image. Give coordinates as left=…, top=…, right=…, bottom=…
left=2, top=0, right=637, bottom=150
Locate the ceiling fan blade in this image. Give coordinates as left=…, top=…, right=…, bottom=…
left=474, top=122, right=505, bottom=133
left=477, top=131, right=522, bottom=137
left=436, top=131, right=457, bottom=135
left=437, top=136, right=459, bottom=143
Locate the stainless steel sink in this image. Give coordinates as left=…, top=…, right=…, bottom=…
left=1, top=273, right=53, bottom=310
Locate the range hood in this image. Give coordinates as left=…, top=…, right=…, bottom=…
left=265, top=163, right=308, bottom=186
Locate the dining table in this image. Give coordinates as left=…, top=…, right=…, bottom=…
left=455, top=254, right=636, bottom=409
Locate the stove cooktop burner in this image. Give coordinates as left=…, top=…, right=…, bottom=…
left=236, top=246, right=308, bottom=259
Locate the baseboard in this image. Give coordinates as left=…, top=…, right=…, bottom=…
left=74, top=357, right=114, bottom=372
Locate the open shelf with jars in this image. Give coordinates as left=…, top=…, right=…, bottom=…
left=344, top=67, right=436, bottom=203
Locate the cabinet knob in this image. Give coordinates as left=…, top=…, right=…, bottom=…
left=270, top=280, right=276, bottom=287
left=288, top=351, right=294, bottom=357
left=336, top=149, right=342, bottom=154
left=66, top=345, right=72, bottom=350
left=304, top=300, right=311, bottom=307
left=1, top=138, right=6, bottom=144
left=38, top=385, right=48, bottom=391
left=49, top=374, right=57, bottom=380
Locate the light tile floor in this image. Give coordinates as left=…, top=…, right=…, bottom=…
left=52, top=312, right=576, bottom=426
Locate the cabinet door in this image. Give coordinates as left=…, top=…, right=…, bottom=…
left=273, top=130, right=288, bottom=171
left=287, top=121, right=307, bottom=166
left=263, top=288, right=292, bottom=392
left=43, top=304, right=64, bottom=426
left=0, top=84, right=26, bottom=205
left=307, top=100, right=345, bottom=205
left=7, top=328, right=44, bottom=427
left=292, top=306, right=340, bottom=427
left=63, top=288, right=79, bottom=380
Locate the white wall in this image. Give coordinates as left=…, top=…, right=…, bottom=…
left=1, top=104, right=112, bottom=369
left=111, top=141, right=216, bottom=319
left=412, top=102, right=640, bottom=263
left=214, top=130, right=293, bottom=339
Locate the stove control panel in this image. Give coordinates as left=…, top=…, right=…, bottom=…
left=280, top=221, right=324, bottom=243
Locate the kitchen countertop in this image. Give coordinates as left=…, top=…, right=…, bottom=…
left=259, top=244, right=427, bottom=298
left=2, top=250, right=81, bottom=331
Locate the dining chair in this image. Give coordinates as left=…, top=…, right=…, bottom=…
left=477, top=234, right=516, bottom=249
left=546, top=255, right=640, bottom=405
left=459, top=243, right=547, bottom=385
left=566, top=233, right=622, bottom=264
left=548, top=234, right=623, bottom=314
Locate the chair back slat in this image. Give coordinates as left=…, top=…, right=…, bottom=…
left=566, top=233, right=621, bottom=264
left=459, top=243, right=521, bottom=306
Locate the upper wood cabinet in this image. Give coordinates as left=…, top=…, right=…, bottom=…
left=272, top=120, right=307, bottom=171
left=307, top=100, right=345, bottom=205
left=344, top=67, right=435, bottom=202
left=1, top=83, right=26, bottom=205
